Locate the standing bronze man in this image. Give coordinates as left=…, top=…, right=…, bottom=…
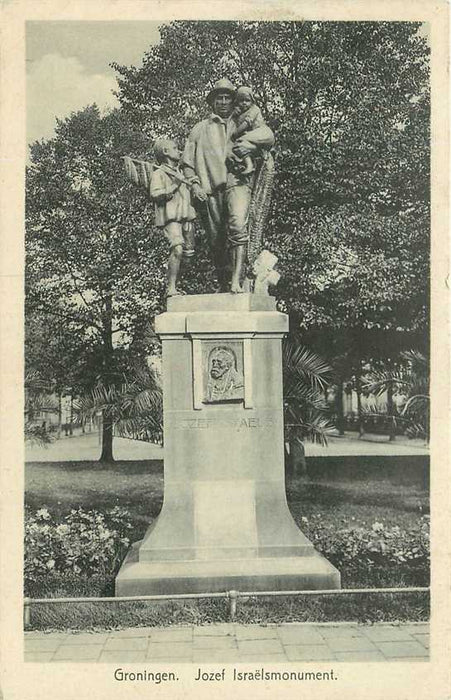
left=182, top=78, right=274, bottom=293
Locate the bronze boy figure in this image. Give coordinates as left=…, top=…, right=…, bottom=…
left=124, top=140, right=196, bottom=298
left=149, top=139, right=196, bottom=297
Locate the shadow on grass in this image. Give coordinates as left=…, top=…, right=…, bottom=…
left=287, top=480, right=429, bottom=514
left=25, top=460, right=429, bottom=541
left=26, top=460, right=163, bottom=474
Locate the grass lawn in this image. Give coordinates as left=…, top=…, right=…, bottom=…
left=25, top=460, right=165, bottom=538
left=25, top=459, right=429, bottom=630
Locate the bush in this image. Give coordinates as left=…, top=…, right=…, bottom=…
left=25, top=508, right=429, bottom=593
left=302, top=515, right=430, bottom=586
left=337, top=411, right=407, bottom=436
left=24, top=506, right=133, bottom=586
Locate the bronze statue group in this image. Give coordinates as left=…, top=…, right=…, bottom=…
left=123, top=78, right=276, bottom=297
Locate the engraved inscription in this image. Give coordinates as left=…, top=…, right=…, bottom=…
left=176, top=416, right=277, bottom=431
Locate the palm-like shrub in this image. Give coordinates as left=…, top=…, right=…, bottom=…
left=283, top=339, right=335, bottom=477
left=24, top=371, right=58, bottom=445
left=363, top=350, right=429, bottom=442
left=77, top=362, right=163, bottom=448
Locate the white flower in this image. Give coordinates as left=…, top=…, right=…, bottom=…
left=46, top=559, right=55, bottom=570
left=372, top=522, right=384, bottom=532
left=301, top=516, right=309, bottom=523
left=36, top=508, right=51, bottom=520
left=56, top=524, right=70, bottom=536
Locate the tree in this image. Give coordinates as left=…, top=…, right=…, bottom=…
left=27, top=23, right=430, bottom=458
left=113, top=20, right=430, bottom=347
left=26, top=106, right=167, bottom=461
left=114, top=21, right=429, bottom=217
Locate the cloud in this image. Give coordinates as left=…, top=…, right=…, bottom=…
left=27, top=53, right=119, bottom=145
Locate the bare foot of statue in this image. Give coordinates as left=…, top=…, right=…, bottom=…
left=166, top=288, right=185, bottom=298
left=230, top=281, right=244, bottom=294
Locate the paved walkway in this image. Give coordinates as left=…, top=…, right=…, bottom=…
left=305, top=433, right=428, bottom=457
left=25, top=431, right=427, bottom=463
left=24, top=622, right=429, bottom=663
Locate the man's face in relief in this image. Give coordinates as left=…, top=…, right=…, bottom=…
left=210, top=353, right=231, bottom=379
left=213, top=91, right=233, bottom=119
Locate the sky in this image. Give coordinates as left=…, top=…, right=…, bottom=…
left=26, top=21, right=430, bottom=148
left=26, top=21, right=162, bottom=145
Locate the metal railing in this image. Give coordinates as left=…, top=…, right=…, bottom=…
left=23, top=586, right=429, bottom=628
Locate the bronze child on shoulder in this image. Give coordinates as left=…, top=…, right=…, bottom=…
left=227, top=86, right=266, bottom=176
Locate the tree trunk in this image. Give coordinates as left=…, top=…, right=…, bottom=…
left=284, top=443, right=293, bottom=482
left=69, top=394, right=73, bottom=436
left=355, top=364, right=364, bottom=438
left=99, top=292, right=115, bottom=462
left=387, top=380, right=396, bottom=441
left=284, top=438, right=307, bottom=481
left=290, top=438, right=307, bottom=477
left=335, top=381, right=345, bottom=435
left=57, top=393, right=62, bottom=439
left=100, top=415, right=114, bottom=462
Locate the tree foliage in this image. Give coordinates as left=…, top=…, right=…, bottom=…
left=76, top=361, right=163, bottom=446
left=26, top=106, right=167, bottom=338
left=113, top=20, right=430, bottom=341
left=24, top=371, right=58, bottom=445
left=26, top=106, right=167, bottom=459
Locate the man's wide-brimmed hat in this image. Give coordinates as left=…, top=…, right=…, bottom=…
left=206, top=78, right=236, bottom=105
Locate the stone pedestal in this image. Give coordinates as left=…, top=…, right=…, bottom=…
left=115, top=294, right=340, bottom=595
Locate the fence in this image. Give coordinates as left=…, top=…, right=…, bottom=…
left=24, top=586, right=429, bottom=627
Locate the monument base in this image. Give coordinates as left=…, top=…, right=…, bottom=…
left=115, top=541, right=340, bottom=596
left=115, top=293, right=340, bottom=598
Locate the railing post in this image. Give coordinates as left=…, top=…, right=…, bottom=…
left=24, top=597, right=31, bottom=629
left=228, top=590, right=238, bottom=622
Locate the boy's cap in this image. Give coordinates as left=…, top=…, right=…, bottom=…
left=206, top=78, right=236, bottom=105
left=236, top=86, right=254, bottom=100
left=154, top=138, right=177, bottom=163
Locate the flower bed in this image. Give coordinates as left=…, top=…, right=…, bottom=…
left=302, top=514, right=430, bottom=587
left=24, top=508, right=429, bottom=592
left=24, top=506, right=132, bottom=587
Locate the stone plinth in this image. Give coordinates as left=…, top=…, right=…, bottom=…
left=116, top=294, right=340, bottom=595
